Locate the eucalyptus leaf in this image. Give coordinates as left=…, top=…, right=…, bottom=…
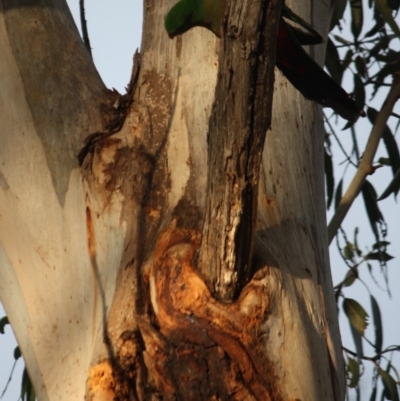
left=326, top=38, right=344, bottom=84
left=379, top=367, right=399, bottom=401
left=378, top=169, right=400, bottom=200
left=375, top=0, right=400, bottom=37
left=335, top=179, right=343, bottom=210
left=361, top=180, right=384, bottom=241
left=382, top=126, right=400, bottom=177
left=347, top=356, right=361, bottom=387
left=325, top=149, right=335, bottom=209
left=343, top=298, right=369, bottom=335
left=0, top=316, right=9, bottom=334
left=351, top=0, right=364, bottom=39
left=13, top=346, right=21, bottom=361
left=370, top=295, right=383, bottom=354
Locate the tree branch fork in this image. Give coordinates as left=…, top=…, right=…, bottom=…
left=328, top=72, right=400, bottom=244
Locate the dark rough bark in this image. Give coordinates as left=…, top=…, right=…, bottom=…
left=199, top=0, right=283, bottom=302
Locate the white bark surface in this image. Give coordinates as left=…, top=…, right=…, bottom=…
left=0, top=2, right=119, bottom=400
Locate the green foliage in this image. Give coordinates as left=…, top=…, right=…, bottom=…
left=335, top=226, right=398, bottom=399
left=0, top=323, right=36, bottom=401
left=367, top=108, right=400, bottom=192
left=343, top=298, right=369, bottom=335
left=325, top=148, right=335, bottom=208
left=326, top=38, right=346, bottom=84
left=0, top=316, right=9, bottom=334
left=370, top=295, right=383, bottom=353
left=351, top=0, right=364, bottom=39
left=328, top=3, right=399, bottom=397
left=335, top=178, right=344, bottom=210
left=379, top=169, right=400, bottom=200
left=326, top=0, right=400, bottom=116
left=375, top=0, right=400, bottom=36
left=348, top=356, right=362, bottom=387
left=379, top=365, right=399, bottom=401
left=20, top=368, right=36, bottom=401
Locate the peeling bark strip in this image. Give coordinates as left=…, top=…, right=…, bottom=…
left=199, top=0, right=283, bottom=301
left=141, top=224, right=283, bottom=400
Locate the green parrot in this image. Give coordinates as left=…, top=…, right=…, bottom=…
left=165, top=0, right=226, bottom=38
left=164, top=0, right=365, bottom=122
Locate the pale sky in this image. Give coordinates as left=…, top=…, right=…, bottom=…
left=0, top=1, right=399, bottom=400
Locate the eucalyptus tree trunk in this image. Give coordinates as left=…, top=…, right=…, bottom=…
left=0, top=0, right=345, bottom=400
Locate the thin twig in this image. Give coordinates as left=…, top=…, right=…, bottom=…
left=350, top=125, right=360, bottom=162
left=324, top=115, right=357, bottom=167
left=79, top=0, right=92, bottom=58
left=328, top=73, right=400, bottom=244
left=343, top=345, right=400, bottom=361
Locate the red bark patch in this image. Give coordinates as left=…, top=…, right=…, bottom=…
left=137, top=224, right=284, bottom=400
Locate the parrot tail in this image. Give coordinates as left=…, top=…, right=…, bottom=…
left=276, top=18, right=365, bottom=122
